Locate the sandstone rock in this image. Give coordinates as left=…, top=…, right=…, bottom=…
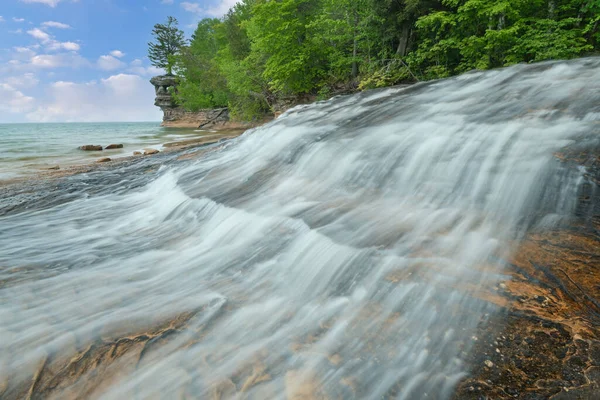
left=105, top=144, right=123, bottom=149
left=150, top=75, right=178, bottom=110
left=79, top=145, right=103, bottom=151
left=46, top=165, right=60, bottom=170
left=143, top=149, right=159, bottom=155
left=133, top=151, right=142, bottom=156
left=96, top=158, right=111, bottom=163
left=150, top=74, right=233, bottom=128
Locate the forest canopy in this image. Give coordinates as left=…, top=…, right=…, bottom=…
left=167, top=0, right=600, bottom=119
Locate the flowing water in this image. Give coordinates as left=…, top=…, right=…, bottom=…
left=1, top=58, right=599, bottom=399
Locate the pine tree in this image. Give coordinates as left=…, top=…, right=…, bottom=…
left=148, top=16, right=186, bottom=75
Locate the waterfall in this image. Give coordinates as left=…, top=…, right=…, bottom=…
left=1, top=58, right=599, bottom=399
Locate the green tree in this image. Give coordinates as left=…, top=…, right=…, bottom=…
left=172, top=18, right=229, bottom=110
left=309, top=0, right=376, bottom=81
left=156, top=0, right=600, bottom=121
left=246, top=0, right=327, bottom=94
left=148, top=16, right=186, bottom=75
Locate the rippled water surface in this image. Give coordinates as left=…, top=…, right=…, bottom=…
left=0, top=122, right=217, bottom=180
left=1, top=58, right=600, bottom=399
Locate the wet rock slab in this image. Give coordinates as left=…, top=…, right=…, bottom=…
left=455, top=149, right=600, bottom=399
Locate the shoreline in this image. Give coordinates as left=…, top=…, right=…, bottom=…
left=0, top=128, right=248, bottom=188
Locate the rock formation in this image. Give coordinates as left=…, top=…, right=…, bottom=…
left=150, top=75, right=232, bottom=128
left=79, top=145, right=103, bottom=151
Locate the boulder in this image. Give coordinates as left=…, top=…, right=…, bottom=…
left=96, top=157, right=111, bottom=163
left=79, top=145, right=103, bottom=151
left=105, top=144, right=124, bottom=149
left=143, top=149, right=160, bottom=155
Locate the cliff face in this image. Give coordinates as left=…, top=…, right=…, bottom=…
left=150, top=75, right=234, bottom=129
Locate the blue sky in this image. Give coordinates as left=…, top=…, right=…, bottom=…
left=0, top=0, right=237, bottom=123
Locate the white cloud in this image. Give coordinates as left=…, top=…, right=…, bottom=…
left=4, top=73, right=39, bottom=88
left=31, top=53, right=88, bottom=68
left=0, top=83, right=35, bottom=113
left=0, top=16, right=5, bottom=23
left=9, top=29, right=23, bottom=34
left=31, top=54, right=62, bottom=67
left=128, top=66, right=164, bottom=76
left=9, top=47, right=37, bottom=64
left=14, top=46, right=34, bottom=53
left=27, top=28, right=51, bottom=42
left=27, top=27, right=81, bottom=53
left=21, top=0, right=63, bottom=7
left=161, top=0, right=174, bottom=4
left=97, top=55, right=126, bottom=71
left=13, top=17, right=26, bottom=22
left=181, top=0, right=238, bottom=17
left=110, top=50, right=125, bottom=58
left=47, top=41, right=80, bottom=51
left=181, top=2, right=202, bottom=13
left=27, top=74, right=162, bottom=122
left=41, top=21, right=71, bottom=29
left=126, top=59, right=163, bottom=76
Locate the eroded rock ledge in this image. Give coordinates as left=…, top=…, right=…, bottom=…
left=150, top=75, right=259, bottom=129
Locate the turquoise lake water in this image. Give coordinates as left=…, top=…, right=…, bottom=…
left=0, top=122, right=217, bottom=180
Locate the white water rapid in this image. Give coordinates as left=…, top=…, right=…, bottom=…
left=1, top=58, right=600, bottom=399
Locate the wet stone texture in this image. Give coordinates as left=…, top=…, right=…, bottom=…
left=455, top=147, right=600, bottom=399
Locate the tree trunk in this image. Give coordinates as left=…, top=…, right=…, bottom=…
left=352, top=8, right=359, bottom=78
left=396, top=23, right=410, bottom=57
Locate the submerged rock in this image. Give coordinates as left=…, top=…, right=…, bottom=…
left=96, top=158, right=111, bottom=163
left=79, top=145, right=103, bottom=151
left=105, top=144, right=124, bottom=149
left=133, top=151, right=142, bottom=156
left=46, top=165, right=60, bottom=170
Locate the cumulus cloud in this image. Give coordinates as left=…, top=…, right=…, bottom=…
left=0, top=83, right=35, bottom=113
left=126, top=59, right=163, bottom=76
left=14, top=46, right=34, bottom=53
left=110, top=50, right=125, bottom=58
left=31, top=53, right=88, bottom=68
left=128, top=65, right=164, bottom=76
left=181, top=0, right=238, bottom=17
left=41, top=21, right=71, bottom=29
left=21, top=0, right=64, bottom=7
left=181, top=2, right=202, bottom=13
left=27, top=74, right=162, bottom=122
left=27, top=28, right=51, bottom=42
left=13, top=17, right=26, bottom=22
left=27, top=26, right=80, bottom=53
left=3, top=73, right=39, bottom=88
left=47, top=41, right=80, bottom=51
left=30, top=54, right=63, bottom=67
left=97, top=55, right=126, bottom=71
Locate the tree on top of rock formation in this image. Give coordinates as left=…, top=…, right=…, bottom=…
left=148, top=16, right=186, bottom=75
